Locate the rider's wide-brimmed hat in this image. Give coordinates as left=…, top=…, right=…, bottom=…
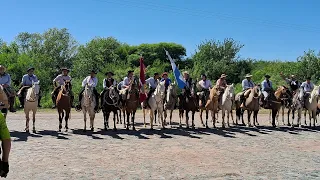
left=245, top=74, right=252, bottom=78
left=90, top=70, right=97, bottom=74
left=183, top=71, right=189, bottom=75
left=27, top=67, right=35, bottom=72
left=220, top=74, right=227, bottom=78
left=162, top=72, right=168, bottom=77
left=0, top=65, right=6, bottom=71
left=60, top=67, right=70, bottom=72
left=127, top=70, right=134, bottom=74
left=105, top=71, right=115, bottom=76
left=265, top=74, right=271, bottom=78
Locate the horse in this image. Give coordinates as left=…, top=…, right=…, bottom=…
left=81, top=83, right=96, bottom=132
left=198, top=87, right=210, bottom=127
left=24, top=81, right=40, bottom=133
left=290, top=88, right=304, bottom=128
left=124, top=78, right=140, bottom=130
left=204, top=86, right=220, bottom=128
left=220, top=84, right=235, bottom=128
left=102, top=85, right=120, bottom=131
left=0, top=85, right=9, bottom=118
left=269, top=88, right=292, bottom=126
left=143, top=80, right=166, bottom=129
left=179, top=83, right=199, bottom=129
left=164, top=83, right=178, bottom=127
left=303, top=86, right=319, bottom=127
left=56, top=80, right=72, bottom=132
left=263, top=86, right=287, bottom=127
left=235, top=86, right=260, bottom=127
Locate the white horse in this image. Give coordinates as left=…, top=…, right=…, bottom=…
left=143, top=80, right=166, bottom=129
left=221, top=84, right=235, bottom=128
left=304, top=86, right=319, bottom=127
left=24, top=81, right=40, bottom=133
left=82, top=83, right=96, bottom=131
left=291, top=88, right=304, bottom=128
left=164, top=83, right=177, bottom=127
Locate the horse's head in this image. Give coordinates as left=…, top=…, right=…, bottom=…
left=64, top=80, right=72, bottom=92
left=32, top=80, right=40, bottom=95
left=107, top=85, right=119, bottom=102
left=225, top=84, right=235, bottom=99
left=168, top=82, right=177, bottom=96
left=252, top=85, right=261, bottom=97
left=210, top=85, right=220, bottom=96
left=84, top=83, right=94, bottom=100
left=275, top=86, right=287, bottom=99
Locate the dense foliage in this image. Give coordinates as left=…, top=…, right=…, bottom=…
left=0, top=28, right=319, bottom=107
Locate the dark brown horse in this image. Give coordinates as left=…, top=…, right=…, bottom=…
left=179, top=82, right=199, bottom=129
left=102, top=86, right=120, bottom=131
left=124, top=78, right=140, bottom=130
left=56, top=80, right=72, bottom=132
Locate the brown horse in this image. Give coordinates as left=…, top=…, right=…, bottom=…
left=56, top=80, right=72, bottom=132
left=235, top=86, right=260, bottom=127
left=124, top=78, right=140, bottom=130
left=263, top=86, right=287, bottom=127
left=0, top=85, right=9, bottom=118
left=179, top=82, right=199, bottom=129
left=204, top=86, right=220, bottom=128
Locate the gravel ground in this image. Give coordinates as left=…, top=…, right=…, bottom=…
left=5, top=109, right=320, bottom=180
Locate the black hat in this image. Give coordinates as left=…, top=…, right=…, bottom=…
left=105, top=71, right=115, bottom=76
left=306, top=77, right=311, bottom=80
left=265, top=75, right=271, bottom=78
left=90, top=70, right=97, bottom=74
left=154, top=72, right=159, bottom=76
left=27, top=67, right=35, bottom=72
left=201, top=74, right=207, bottom=78
left=127, top=70, right=134, bottom=74
left=60, top=67, right=70, bottom=72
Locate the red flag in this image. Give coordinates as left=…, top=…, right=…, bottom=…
left=139, top=57, right=147, bottom=103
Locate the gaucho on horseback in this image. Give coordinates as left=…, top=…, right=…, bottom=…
left=52, top=68, right=74, bottom=108
left=17, top=67, right=42, bottom=108
left=76, top=70, right=100, bottom=112
left=240, top=74, right=256, bottom=108
left=197, top=74, right=212, bottom=107
left=100, top=71, right=117, bottom=107
left=0, top=65, right=16, bottom=112
left=142, top=72, right=159, bottom=108
left=260, top=74, right=273, bottom=108
left=216, top=73, right=227, bottom=107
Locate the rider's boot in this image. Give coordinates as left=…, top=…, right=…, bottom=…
left=9, top=97, right=16, bottom=112
left=19, top=97, right=24, bottom=108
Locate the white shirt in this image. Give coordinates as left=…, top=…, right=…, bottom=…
left=146, top=77, right=158, bottom=89
left=122, top=76, right=133, bottom=88
left=53, top=75, right=72, bottom=86
left=82, top=76, right=98, bottom=87
left=198, top=80, right=212, bottom=89
left=300, top=82, right=314, bottom=92
left=103, top=78, right=117, bottom=89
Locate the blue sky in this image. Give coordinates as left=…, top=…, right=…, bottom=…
left=1, top=0, right=319, bottom=61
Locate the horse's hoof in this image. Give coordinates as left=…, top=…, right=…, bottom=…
left=246, top=124, right=250, bottom=127
left=287, top=123, right=291, bottom=127
left=65, top=129, right=68, bottom=132
left=205, top=125, right=209, bottom=129
left=25, top=129, right=29, bottom=133
left=58, top=129, right=61, bottom=132
left=192, top=126, right=195, bottom=130
left=113, top=128, right=117, bottom=131
left=83, top=129, right=86, bottom=132
left=126, top=127, right=129, bottom=130
left=221, top=125, right=225, bottom=129
left=186, top=126, right=190, bottom=129
left=33, top=129, right=36, bottom=133
left=179, top=125, right=182, bottom=128
left=132, top=127, right=136, bottom=131
left=91, top=128, right=94, bottom=131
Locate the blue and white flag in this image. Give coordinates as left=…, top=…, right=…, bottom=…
left=164, top=49, right=186, bottom=89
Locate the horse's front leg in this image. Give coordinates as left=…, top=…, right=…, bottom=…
left=221, top=109, right=226, bottom=128
left=200, top=109, right=204, bottom=126
left=126, top=112, right=130, bottom=130
left=25, top=111, right=30, bottom=133
left=291, top=109, right=295, bottom=128
left=143, top=108, right=147, bottom=128
left=58, top=113, right=63, bottom=132
left=287, top=108, right=291, bottom=126
left=247, top=110, right=252, bottom=127
left=186, top=110, right=190, bottom=129
left=32, top=110, right=36, bottom=133
left=113, top=112, right=117, bottom=131
left=169, top=110, right=173, bottom=128
left=160, top=109, right=165, bottom=129
left=65, top=112, right=69, bottom=132
left=304, top=109, right=307, bottom=125
left=212, top=110, right=216, bottom=128
left=227, top=110, right=230, bottom=127
left=150, top=110, right=154, bottom=130
left=83, top=111, right=87, bottom=132
left=308, top=110, right=312, bottom=127
left=154, top=110, right=157, bottom=124
left=281, top=106, right=285, bottom=125
left=132, top=111, right=136, bottom=131
left=90, top=112, right=95, bottom=131
left=231, top=110, right=235, bottom=125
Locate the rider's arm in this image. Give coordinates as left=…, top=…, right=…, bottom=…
left=2, top=74, right=11, bottom=87
left=93, top=77, right=98, bottom=88
left=81, top=77, right=88, bottom=87
left=242, top=79, right=247, bottom=90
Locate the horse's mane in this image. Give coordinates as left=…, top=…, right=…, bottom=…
left=311, top=85, right=319, bottom=98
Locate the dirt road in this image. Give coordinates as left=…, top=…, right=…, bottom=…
left=5, top=110, right=320, bottom=179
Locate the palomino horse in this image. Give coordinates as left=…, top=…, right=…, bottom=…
left=102, top=85, right=120, bottom=131
left=179, top=83, right=199, bottom=129
left=235, top=86, right=260, bottom=127
left=0, top=85, right=9, bottom=118
left=24, top=81, right=40, bottom=133
left=124, top=78, right=140, bottom=130
left=56, top=80, right=72, bottom=132
left=143, top=80, right=166, bottom=129
left=164, top=83, right=177, bottom=127
left=290, top=88, right=304, bottom=128
left=204, top=86, right=220, bottom=128
left=303, top=86, right=319, bottom=127
left=269, top=88, right=292, bottom=126
left=220, top=84, right=235, bottom=128
left=81, top=83, right=96, bottom=132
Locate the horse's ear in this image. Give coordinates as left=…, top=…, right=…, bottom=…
left=231, top=83, right=234, bottom=87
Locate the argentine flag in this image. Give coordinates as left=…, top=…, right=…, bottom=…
left=164, top=49, right=186, bottom=89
